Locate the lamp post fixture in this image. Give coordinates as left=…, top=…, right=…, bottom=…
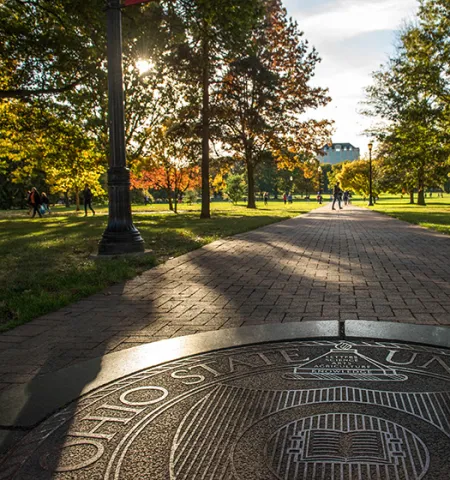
left=317, top=166, right=323, bottom=204
left=368, top=142, right=374, bottom=207
left=98, top=0, right=145, bottom=255
left=318, top=166, right=322, bottom=193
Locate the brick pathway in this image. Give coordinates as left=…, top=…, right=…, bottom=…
left=1, top=205, right=450, bottom=392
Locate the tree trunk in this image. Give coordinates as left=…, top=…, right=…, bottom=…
left=174, top=191, right=178, bottom=213
left=247, top=163, right=256, bottom=209
left=409, top=191, right=415, bottom=204
left=200, top=27, right=211, bottom=219
left=417, top=190, right=426, bottom=205
left=75, top=187, right=80, bottom=211
left=417, top=171, right=426, bottom=206
left=64, top=191, right=70, bottom=207
left=168, top=193, right=173, bottom=212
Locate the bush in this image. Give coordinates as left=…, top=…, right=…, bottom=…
left=184, top=190, right=198, bottom=205
left=226, top=174, right=247, bottom=204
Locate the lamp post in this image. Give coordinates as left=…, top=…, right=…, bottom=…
left=318, top=166, right=323, bottom=204
left=318, top=166, right=322, bottom=192
left=368, top=142, right=374, bottom=207
left=98, top=0, right=145, bottom=255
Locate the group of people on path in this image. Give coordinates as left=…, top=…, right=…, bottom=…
left=331, top=183, right=351, bottom=210
left=262, top=189, right=351, bottom=208
left=283, top=192, right=293, bottom=204
left=26, top=188, right=50, bottom=218
left=26, top=185, right=95, bottom=218
left=263, top=192, right=293, bottom=205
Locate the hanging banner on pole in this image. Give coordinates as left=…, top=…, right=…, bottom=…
left=124, top=0, right=151, bottom=6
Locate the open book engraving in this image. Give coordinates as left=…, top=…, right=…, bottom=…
left=288, top=430, right=401, bottom=463
left=267, top=414, right=429, bottom=479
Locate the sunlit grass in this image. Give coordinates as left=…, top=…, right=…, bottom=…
left=352, top=194, right=450, bottom=235
left=0, top=200, right=319, bottom=332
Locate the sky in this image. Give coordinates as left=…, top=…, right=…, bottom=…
left=284, top=0, right=419, bottom=155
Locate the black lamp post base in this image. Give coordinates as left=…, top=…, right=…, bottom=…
left=98, top=228, right=145, bottom=255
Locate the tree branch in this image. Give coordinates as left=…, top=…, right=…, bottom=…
left=0, top=73, right=92, bottom=99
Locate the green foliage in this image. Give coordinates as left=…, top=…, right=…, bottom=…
left=363, top=5, right=450, bottom=205
left=328, top=162, right=349, bottom=190
left=336, top=159, right=382, bottom=197
left=184, top=190, right=198, bottom=205
left=226, top=174, right=247, bottom=204
left=0, top=0, right=105, bottom=99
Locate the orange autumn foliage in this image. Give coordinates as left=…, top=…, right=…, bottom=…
left=130, top=165, right=201, bottom=208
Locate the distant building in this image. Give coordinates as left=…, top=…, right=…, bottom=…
left=317, top=143, right=360, bottom=165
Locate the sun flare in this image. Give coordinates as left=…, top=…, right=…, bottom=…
left=136, top=59, right=154, bottom=74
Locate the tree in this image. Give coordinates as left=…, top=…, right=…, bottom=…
left=328, top=161, right=349, bottom=191
left=0, top=99, right=106, bottom=208
left=132, top=118, right=201, bottom=212
left=337, top=159, right=382, bottom=198
left=226, top=174, right=246, bottom=204
left=149, top=0, right=263, bottom=218
left=135, top=163, right=200, bottom=212
left=363, top=22, right=450, bottom=205
left=217, top=0, right=332, bottom=208
left=43, top=131, right=106, bottom=211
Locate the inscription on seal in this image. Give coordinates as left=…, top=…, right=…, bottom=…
left=2, top=340, right=450, bottom=479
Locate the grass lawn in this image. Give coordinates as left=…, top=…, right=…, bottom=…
left=352, top=194, right=450, bottom=235
left=0, top=200, right=319, bottom=332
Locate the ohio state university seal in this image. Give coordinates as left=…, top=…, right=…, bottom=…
left=2, top=339, right=450, bottom=479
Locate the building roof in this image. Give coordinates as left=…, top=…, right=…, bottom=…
left=323, top=143, right=359, bottom=150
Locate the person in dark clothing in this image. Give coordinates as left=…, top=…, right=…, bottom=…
left=83, top=184, right=95, bottom=216
left=332, top=184, right=343, bottom=210
left=30, top=187, right=42, bottom=218
left=343, top=190, right=349, bottom=206
left=26, top=190, right=32, bottom=215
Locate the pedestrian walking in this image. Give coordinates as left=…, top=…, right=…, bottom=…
left=26, top=190, right=32, bottom=215
left=83, top=184, right=95, bottom=216
left=343, top=190, right=349, bottom=206
left=29, top=187, right=42, bottom=218
left=316, top=192, right=323, bottom=204
left=332, top=184, right=343, bottom=210
left=283, top=193, right=287, bottom=205
left=288, top=193, right=293, bottom=204
left=264, top=192, right=269, bottom=205
left=41, top=192, right=51, bottom=213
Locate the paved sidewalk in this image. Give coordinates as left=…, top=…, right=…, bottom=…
left=1, top=205, right=450, bottom=392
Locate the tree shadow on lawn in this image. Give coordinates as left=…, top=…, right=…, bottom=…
left=0, top=211, right=303, bottom=331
